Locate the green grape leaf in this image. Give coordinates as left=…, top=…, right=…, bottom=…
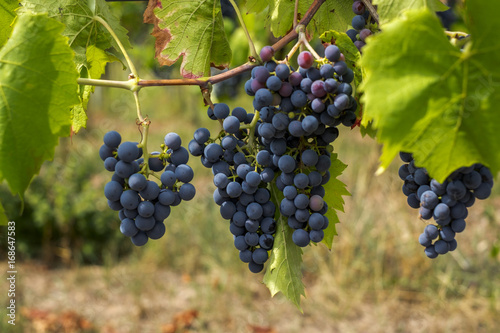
left=322, top=153, right=349, bottom=249
left=0, top=0, right=18, bottom=48
left=373, top=0, right=448, bottom=25
left=320, top=30, right=362, bottom=86
left=245, top=0, right=353, bottom=38
left=360, top=5, right=500, bottom=182
left=264, top=185, right=305, bottom=311
left=69, top=45, right=121, bottom=133
left=144, top=0, right=231, bottom=78
left=20, top=0, right=131, bottom=70
left=0, top=13, right=79, bottom=195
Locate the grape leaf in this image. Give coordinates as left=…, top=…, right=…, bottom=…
left=245, top=0, right=353, bottom=38
left=373, top=0, right=448, bottom=25
left=360, top=6, right=500, bottom=182
left=21, top=0, right=130, bottom=132
left=322, top=153, right=349, bottom=249
left=144, top=0, right=232, bottom=78
left=69, top=45, right=121, bottom=133
left=320, top=30, right=362, bottom=86
left=0, top=13, right=79, bottom=195
left=20, top=0, right=131, bottom=69
left=0, top=0, right=18, bottom=48
left=264, top=185, right=305, bottom=311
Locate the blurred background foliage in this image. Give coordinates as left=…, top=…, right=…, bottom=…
left=0, top=1, right=499, bottom=331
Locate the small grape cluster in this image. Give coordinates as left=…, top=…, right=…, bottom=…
left=188, top=108, right=277, bottom=274
left=100, top=131, right=195, bottom=246
left=347, top=1, right=376, bottom=51
left=399, top=152, right=494, bottom=258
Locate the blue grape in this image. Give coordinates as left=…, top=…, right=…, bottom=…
left=352, top=15, right=366, bottom=30
left=140, top=181, right=160, bottom=201
left=292, top=229, right=310, bottom=247
left=164, top=133, right=182, bottom=150
left=104, top=131, right=121, bottom=148
left=120, top=218, right=138, bottom=237
left=131, top=232, right=148, bottom=246
left=291, top=90, right=308, bottom=108
left=135, top=215, right=156, bottom=231
left=223, top=116, right=240, bottom=134
left=138, top=201, right=155, bottom=218
left=179, top=183, right=196, bottom=201
left=104, top=181, right=123, bottom=202
left=147, top=222, right=166, bottom=240
left=266, top=76, right=282, bottom=91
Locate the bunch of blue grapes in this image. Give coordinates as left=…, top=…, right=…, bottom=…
left=246, top=46, right=358, bottom=247
left=188, top=108, right=277, bottom=274
left=100, top=131, right=195, bottom=246
left=399, top=152, right=494, bottom=258
left=347, top=1, right=377, bottom=51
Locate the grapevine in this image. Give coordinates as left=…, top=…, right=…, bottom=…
left=0, top=0, right=498, bottom=311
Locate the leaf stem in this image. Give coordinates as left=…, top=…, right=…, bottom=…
left=93, top=16, right=140, bottom=81
left=228, top=0, right=260, bottom=62
left=293, top=0, right=300, bottom=29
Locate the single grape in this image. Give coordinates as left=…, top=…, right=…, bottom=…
left=260, top=46, right=275, bottom=62
left=103, top=131, right=121, bottom=148
left=325, top=45, right=341, bottom=62
left=297, top=51, right=314, bottom=69
left=352, top=15, right=366, bottom=30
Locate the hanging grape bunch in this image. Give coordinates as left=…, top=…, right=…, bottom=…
left=188, top=42, right=357, bottom=272
left=100, top=131, right=196, bottom=246
left=399, top=152, right=494, bottom=258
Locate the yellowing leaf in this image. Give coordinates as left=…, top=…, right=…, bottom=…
left=145, top=0, right=232, bottom=78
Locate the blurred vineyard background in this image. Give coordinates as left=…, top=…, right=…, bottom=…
left=1, top=1, right=499, bottom=332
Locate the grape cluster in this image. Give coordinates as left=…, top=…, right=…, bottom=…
left=399, top=152, right=494, bottom=258
left=245, top=47, right=356, bottom=246
left=188, top=109, right=277, bottom=274
left=347, top=1, right=376, bottom=51
left=100, top=131, right=195, bottom=246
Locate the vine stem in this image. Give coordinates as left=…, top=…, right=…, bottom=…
left=133, top=90, right=145, bottom=123
left=228, top=0, right=260, bottom=62
left=77, top=78, right=136, bottom=90
left=360, top=0, right=379, bottom=25
left=80, top=0, right=326, bottom=90
left=93, top=16, right=140, bottom=81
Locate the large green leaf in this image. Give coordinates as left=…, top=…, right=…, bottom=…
left=0, top=0, right=18, bottom=48
left=360, top=5, right=500, bottom=182
left=373, top=0, right=448, bottom=25
left=263, top=185, right=305, bottom=311
left=20, top=0, right=131, bottom=68
left=20, top=0, right=128, bottom=131
left=322, top=153, right=349, bottom=249
left=246, top=0, right=353, bottom=38
left=145, top=0, right=232, bottom=78
left=0, top=13, right=79, bottom=195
